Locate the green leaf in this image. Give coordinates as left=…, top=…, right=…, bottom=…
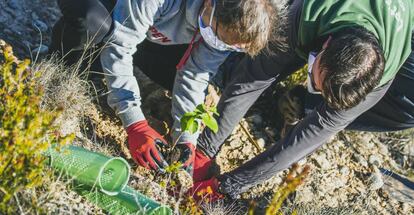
left=201, top=113, right=219, bottom=133
left=181, top=115, right=199, bottom=134
left=182, top=112, right=197, bottom=118
left=195, top=104, right=207, bottom=114
left=210, top=106, right=219, bottom=116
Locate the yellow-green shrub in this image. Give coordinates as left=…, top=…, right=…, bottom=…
left=282, top=65, right=308, bottom=89
left=0, top=44, right=72, bottom=212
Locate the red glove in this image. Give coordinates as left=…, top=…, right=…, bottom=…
left=176, top=143, right=195, bottom=174
left=193, top=149, right=213, bottom=182
left=126, top=120, right=168, bottom=171
left=191, top=177, right=224, bottom=202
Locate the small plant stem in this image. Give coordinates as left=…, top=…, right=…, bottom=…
left=239, top=122, right=262, bottom=151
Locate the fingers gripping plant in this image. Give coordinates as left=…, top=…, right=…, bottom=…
left=0, top=44, right=73, bottom=211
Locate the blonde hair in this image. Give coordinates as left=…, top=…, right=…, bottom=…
left=215, top=0, right=286, bottom=56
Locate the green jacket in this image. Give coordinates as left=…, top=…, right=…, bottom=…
left=297, top=0, right=414, bottom=86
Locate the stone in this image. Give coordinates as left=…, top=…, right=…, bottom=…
left=314, top=153, right=330, bottom=170
left=31, top=12, right=39, bottom=20
left=247, top=113, right=263, bottom=127
left=229, top=140, right=242, bottom=148
left=381, top=170, right=414, bottom=203
left=256, top=138, right=266, bottom=149
left=7, top=0, right=20, bottom=10
left=353, top=154, right=368, bottom=167
left=403, top=142, right=414, bottom=156
left=4, top=29, right=13, bottom=35
left=368, top=154, right=382, bottom=167
left=297, top=158, right=307, bottom=166
left=32, top=45, right=49, bottom=55
left=33, top=20, right=48, bottom=32
left=368, top=172, right=384, bottom=190
left=377, top=143, right=389, bottom=155
left=339, top=166, right=350, bottom=176
left=364, top=140, right=376, bottom=149
left=360, top=133, right=374, bottom=145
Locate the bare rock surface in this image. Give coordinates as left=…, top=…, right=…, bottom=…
left=0, top=0, right=59, bottom=58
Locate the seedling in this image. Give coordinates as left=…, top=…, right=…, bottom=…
left=180, top=104, right=219, bottom=134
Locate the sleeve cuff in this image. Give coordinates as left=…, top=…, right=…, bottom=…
left=118, top=106, right=146, bottom=128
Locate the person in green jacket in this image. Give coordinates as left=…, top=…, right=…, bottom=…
left=190, top=0, right=414, bottom=200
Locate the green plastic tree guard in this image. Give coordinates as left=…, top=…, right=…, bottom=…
left=46, top=145, right=172, bottom=214
left=46, top=145, right=130, bottom=195
left=76, top=185, right=173, bottom=215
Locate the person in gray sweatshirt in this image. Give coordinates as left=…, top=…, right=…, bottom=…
left=50, top=0, right=278, bottom=173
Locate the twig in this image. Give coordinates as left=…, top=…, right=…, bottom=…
left=14, top=193, right=25, bottom=215
left=32, top=22, right=43, bottom=66
left=239, top=122, right=262, bottom=151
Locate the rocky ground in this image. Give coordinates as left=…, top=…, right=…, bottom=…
left=0, top=0, right=59, bottom=58
left=1, top=0, right=414, bottom=214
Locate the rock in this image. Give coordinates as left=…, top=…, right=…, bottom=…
left=365, top=141, right=376, bottom=149
left=297, top=158, right=307, bottom=166
left=264, top=126, right=277, bottom=137
left=381, top=169, right=414, bottom=203
left=229, top=140, right=242, bottom=148
left=23, top=40, right=32, bottom=48
left=241, top=145, right=253, bottom=155
left=368, top=154, right=382, bottom=167
left=353, top=154, right=368, bottom=167
left=314, top=153, right=330, bottom=170
left=339, top=166, right=350, bottom=176
left=32, top=45, right=49, bottom=55
left=7, top=0, right=20, bottom=10
left=33, top=20, right=48, bottom=32
left=4, top=29, right=13, bottom=35
left=388, top=159, right=400, bottom=170
left=368, top=172, right=384, bottom=190
left=402, top=203, right=411, bottom=213
left=360, top=133, right=374, bottom=145
left=377, top=143, right=389, bottom=155
left=403, top=142, right=414, bottom=156
left=256, top=138, right=265, bottom=149
left=247, top=113, right=263, bottom=127
left=31, top=12, right=39, bottom=20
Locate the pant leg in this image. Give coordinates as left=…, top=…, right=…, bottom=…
left=50, top=0, right=115, bottom=68
left=132, top=40, right=188, bottom=91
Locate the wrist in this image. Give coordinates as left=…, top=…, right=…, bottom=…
left=126, top=119, right=148, bottom=134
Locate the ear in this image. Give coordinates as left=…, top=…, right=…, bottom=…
left=322, top=36, right=332, bottom=49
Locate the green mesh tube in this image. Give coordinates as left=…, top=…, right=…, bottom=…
left=76, top=186, right=172, bottom=215
left=46, top=145, right=130, bottom=195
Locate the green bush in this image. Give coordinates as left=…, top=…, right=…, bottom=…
left=0, top=44, right=73, bottom=212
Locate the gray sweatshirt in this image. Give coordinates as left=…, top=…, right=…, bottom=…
left=100, top=0, right=230, bottom=143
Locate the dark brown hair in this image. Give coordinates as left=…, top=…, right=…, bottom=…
left=320, top=26, right=385, bottom=110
